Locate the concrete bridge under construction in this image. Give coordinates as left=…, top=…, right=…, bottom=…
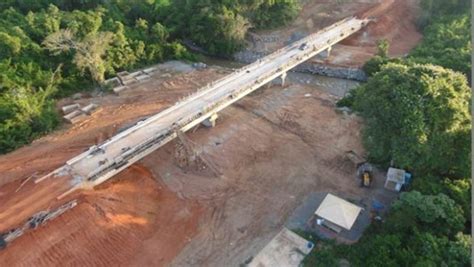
left=36, top=16, right=371, bottom=196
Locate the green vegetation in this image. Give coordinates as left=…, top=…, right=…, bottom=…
left=161, top=0, right=300, bottom=56
left=411, top=14, right=471, bottom=77
left=0, top=0, right=301, bottom=153
left=354, top=63, right=471, bottom=178
left=308, top=0, right=471, bottom=265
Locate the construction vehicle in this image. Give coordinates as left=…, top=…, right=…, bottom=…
left=345, top=151, right=373, bottom=188
left=357, top=162, right=373, bottom=187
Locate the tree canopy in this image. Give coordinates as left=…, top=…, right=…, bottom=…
left=353, top=63, right=471, bottom=178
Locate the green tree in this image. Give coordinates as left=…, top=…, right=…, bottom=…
left=352, top=63, right=471, bottom=178
left=0, top=32, right=22, bottom=57
left=410, top=14, right=471, bottom=78
left=252, top=0, right=300, bottom=29
left=43, top=29, right=114, bottom=83
left=389, top=191, right=465, bottom=237
left=376, top=39, right=389, bottom=57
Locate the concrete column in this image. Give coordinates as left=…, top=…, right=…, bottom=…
left=280, top=72, right=287, bottom=87
left=202, top=113, right=218, bottom=128
left=319, top=46, right=332, bottom=59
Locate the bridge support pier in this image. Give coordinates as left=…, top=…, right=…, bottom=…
left=280, top=72, right=287, bottom=87
left=320, top=46, right=332, bottom=59
left=202, top=113, right=219, bottom=128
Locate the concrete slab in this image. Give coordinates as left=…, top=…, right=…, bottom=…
left=249, top=228, right=314, bottom=267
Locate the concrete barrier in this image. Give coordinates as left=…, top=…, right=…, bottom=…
left=143, top=67, right=158, bottom=74
left=61, top=103, right=80, bottom=114
left=136, top=74, right=150, bottom=81
left=81, top=103, right=99, bottom=115
left=113, top=85, right=128, bottom=94
left=63, top=110, right=83, bottom=122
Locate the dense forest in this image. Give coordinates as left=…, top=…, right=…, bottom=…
left=307, top=0, right=472, bottom=266
left=0, top=0, right=300, bottom=153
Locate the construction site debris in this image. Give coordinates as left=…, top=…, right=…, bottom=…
left=345, top=150, right=365, bottom=166
left=15, top=173, right=37, bottom=193
left=174, top=130, right=221, bottom=176
left=0, top=200, right=78, bottom=250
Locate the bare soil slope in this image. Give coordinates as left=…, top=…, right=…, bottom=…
left=245, top=0, right=422, bottom=67
left=1, top=164, right=202, bottom=266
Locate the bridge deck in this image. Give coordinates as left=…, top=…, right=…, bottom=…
left=37, top=16, right=370, bottom=192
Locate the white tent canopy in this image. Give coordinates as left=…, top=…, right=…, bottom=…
left=315, top=193, right=362, bottom=230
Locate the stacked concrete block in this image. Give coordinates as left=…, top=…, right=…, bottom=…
left=135, top=74, right=150, bottom=81
left=143, top=67, right=158, bottom=74
left=81, top=103, right=99, bottom=115
left=61, top=103, right=80, bottom=114
left=113, top=85, right=129, bottom=94
left=61, top=102, right=100, bottom=124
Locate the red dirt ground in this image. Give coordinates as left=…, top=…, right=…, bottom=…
left=248, top=0, right=423, bottom=67
left=347, top=0, right=423, bottom=55
left=330, top=0, right=423, bottom=66
left=0, top=164, right=202, bottom=266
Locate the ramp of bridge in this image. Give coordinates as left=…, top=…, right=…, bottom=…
left=36, top=16, right=371, bottom=196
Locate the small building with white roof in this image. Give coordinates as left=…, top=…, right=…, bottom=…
left=314, top=193, right=363, bottom=233
left=384, top=167, right=406, bottom=192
